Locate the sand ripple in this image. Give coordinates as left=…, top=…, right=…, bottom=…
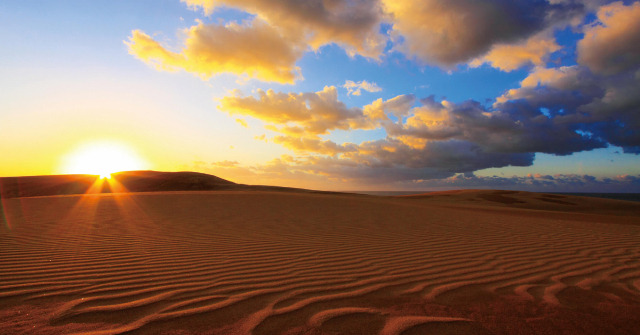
left=1, top=191, right=639, bottom=334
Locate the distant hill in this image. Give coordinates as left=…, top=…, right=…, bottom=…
left=0, top=171, right=346, bottom=198
left=0, top=171, right=235, bottom=198
left=110, top=171, right=235, bottom=192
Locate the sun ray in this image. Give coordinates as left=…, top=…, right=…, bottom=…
left=57, top=175, right=158, bottom=256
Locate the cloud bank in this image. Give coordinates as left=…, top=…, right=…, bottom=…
left=214, top=2, right=640, bottom=187
left=128, top=1, right=639, bottom=190
left=410, top=173, right=640, bottom=193
left=128, top=0, right=617, bottom=82
left=199, top=159, right=640, bottom=192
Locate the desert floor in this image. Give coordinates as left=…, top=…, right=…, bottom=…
left=1, top=190, right=640, bottom=334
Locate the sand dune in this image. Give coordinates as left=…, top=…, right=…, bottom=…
left=1, top=186, right=640, bottom=334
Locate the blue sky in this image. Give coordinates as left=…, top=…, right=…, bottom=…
left=1, top=0, right=639, bottom=192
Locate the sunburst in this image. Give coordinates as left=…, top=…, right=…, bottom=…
left=61, top=141, right=147, bottom=178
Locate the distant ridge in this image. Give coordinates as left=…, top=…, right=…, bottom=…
left=0, top=171, right=235, bottom=198
left=112, top=170, right=235, bottom=192
left=0, top=171, right=346, bottom=199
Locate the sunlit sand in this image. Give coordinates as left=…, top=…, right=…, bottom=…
left=1, top=172, right=639, bottom=334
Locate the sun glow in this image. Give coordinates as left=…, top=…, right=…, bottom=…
left=61, top=142, right=148, bottom=178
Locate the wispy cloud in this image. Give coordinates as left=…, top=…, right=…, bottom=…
left=343, top=80, right=382, bottom=96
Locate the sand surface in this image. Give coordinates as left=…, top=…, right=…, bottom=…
left=1, top=190, right=640, bottom=334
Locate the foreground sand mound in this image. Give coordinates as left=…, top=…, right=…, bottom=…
left=1, top=190, right=639, bottom=334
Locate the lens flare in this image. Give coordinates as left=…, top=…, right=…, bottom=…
left=60, top=141, right=148, bottom=177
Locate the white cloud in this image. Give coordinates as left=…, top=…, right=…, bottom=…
left=343, top=80, right=382, bottom=96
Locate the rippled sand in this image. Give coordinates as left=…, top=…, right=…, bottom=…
left=1, top=190, right=639, bottom=334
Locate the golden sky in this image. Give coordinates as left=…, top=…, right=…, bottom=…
left=2, top=0, right=640, bottom=192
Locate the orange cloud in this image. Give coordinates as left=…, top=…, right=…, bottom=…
left=382, top=0, right=547, bottom=67
left=578, top=1, right=640, bottom=75
left=470, top=33, right=560, bottom=71
left=129, top=0, right=599, bottom=80
left=219, top=86, right=375, bottom=135
left=362, top=94, right=415, bottom=122
left=272, top=136, right=357, bottom=156
left=181, top=0, right=386, bottom=59
left=495, top=65, right=586, bottom=104
left=381, top=0, right=595, bottom=69
left=125, top=30, right=185, bottom=73
left=126, top=19, right=304, bottom=83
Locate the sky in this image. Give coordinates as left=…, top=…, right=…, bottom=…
left=1, top=0, right=640, bottom=192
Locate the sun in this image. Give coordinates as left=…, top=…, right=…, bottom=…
left=61, top=141, right=148, bottom=178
